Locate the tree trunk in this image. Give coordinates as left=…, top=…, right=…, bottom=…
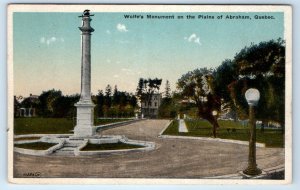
left=198, top=108, right=220, bottom=138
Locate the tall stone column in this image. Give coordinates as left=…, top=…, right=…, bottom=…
left=74, top=10, right=95, bottom=137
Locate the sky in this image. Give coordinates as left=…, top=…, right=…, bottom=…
left=13, top=12, right=284, bottom=97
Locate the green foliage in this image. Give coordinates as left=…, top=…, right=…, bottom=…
left=177, top=68, right=221, bottom=136
left=37, top=89, right=62, bottom=117
left=213, top=59, right=237, bottom=102
left=158, top=97, right=178, bottom=119
left=235, top=39, right=285, bottom=77
left=164, top=80, right=171, bottom=98
left=95, top=90, right=104, bottom=117
left=224, top=39, right=285, bottom=124
left=95, top=85, right=137, bottom=118
left=177, top=68, right=213, bottom=100
left=52, top=94, right=80, bottom=118
left=136, top=78, right=162, bottom=101
left=16, top=89, right=80, bottom=118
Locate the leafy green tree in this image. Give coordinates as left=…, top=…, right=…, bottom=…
left=228, top=39, right=285, bottom=130
left=158, top=80, right=178, bottom=118
left=37, top=89, right=62, bottom=117
left=112, top=85, right=120, bottom=106
left=96, top=85, right=137, bottom=118
left=103, top=85, right=112, bottom=116
left=96, top=90, right=104, bottom=117
left=177, top=68, right=221, bottom=137
left=158, top=97, right=178, bottom=119
left=165, top=80, right=171, bottom=98
left=52, top=94, right=80, bottom=118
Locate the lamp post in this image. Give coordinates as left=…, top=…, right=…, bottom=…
left=243, top=88, right=262, bottom=176
left=212, top=110, right=218, bottom=138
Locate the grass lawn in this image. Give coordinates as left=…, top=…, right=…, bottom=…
left=162, top=120, right=188, bottom=136
left=14, top=118, right=133, bottom=135
left=81, top=142, right=144, bottom=151
left=14, top=142, right=57, bottom=150
left=94, top=118, right=132, bottom=126
left=14, top=118, right=74, bottom=135
left=163, top=119, right=284, bottom=148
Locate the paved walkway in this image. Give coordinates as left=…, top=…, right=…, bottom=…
left=13, top=119, right=284, bottom=178
left=178, top=119, right=188, bottom=132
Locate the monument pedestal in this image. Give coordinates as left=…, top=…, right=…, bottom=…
left=74, top=102, right=96, bottom=137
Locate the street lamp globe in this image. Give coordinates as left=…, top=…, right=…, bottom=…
left=212, top=110, right=218, bottom=116
left=245, top=88, right=260, bottom=106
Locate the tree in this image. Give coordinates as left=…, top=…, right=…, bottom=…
left=136, top=78, right=144, bottom=100
left=158, top=97, right=178, bottom=118
left=112, top=85, right=120, bottom=106
left=52, top=94, right=79, bottom=118
left=103, top=85, right=112, bottom=116
left=158, top=80, right=177, bottom=118
left=96, top=86, right=137, bottom=118
left=177, top=68, right=221, bottom=137
left=37, top=89, right=62, bottom=117
left=96, top=90, right=104, bottom=117
left=226, top=39, right=285, bottom=132
left=165, top=80, right=171, bottom=98
left=14, top=96, right=22, bottom=117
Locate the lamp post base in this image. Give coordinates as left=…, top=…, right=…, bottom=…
left=243, top=166, right=262, bottom=176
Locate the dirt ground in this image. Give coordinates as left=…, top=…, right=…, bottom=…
left=13, top=119, right=284, bottom=178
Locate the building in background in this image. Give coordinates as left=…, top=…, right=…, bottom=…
left=15, top=93, right=39, bottom=117
left=141, top=93, right=162, bottom=118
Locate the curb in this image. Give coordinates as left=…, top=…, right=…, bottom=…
left=95, top=119, right=145, bottom=132
left=158, top=120, right=173, bottom=136
left=159, top=134, right=266, bottom=147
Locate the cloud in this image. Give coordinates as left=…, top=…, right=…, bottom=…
left=40, top=36, right=64, bottom=46
left=188, top=34, right=197, bottom=42
left=116, top=23, right=128, bottom=32
left=106, top=30, right=111, bottom=34
left=185, top=33, right=201, bottom=45
left=113, top=74, right=119, bottom=78
left=194, top=37, right=201, bottom=45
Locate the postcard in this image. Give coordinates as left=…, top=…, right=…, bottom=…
left=7, top=4, right=292, bottom=184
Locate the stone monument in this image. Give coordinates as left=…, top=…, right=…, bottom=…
left=74, top=10, right=96, bottom=137
left=14, top=10, right=156, bottom=157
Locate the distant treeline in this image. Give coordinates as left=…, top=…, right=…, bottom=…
left=14, top=85, right=137, bottom=118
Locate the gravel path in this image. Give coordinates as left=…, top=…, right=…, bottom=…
left=13, top=119, right=284, bottom=178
